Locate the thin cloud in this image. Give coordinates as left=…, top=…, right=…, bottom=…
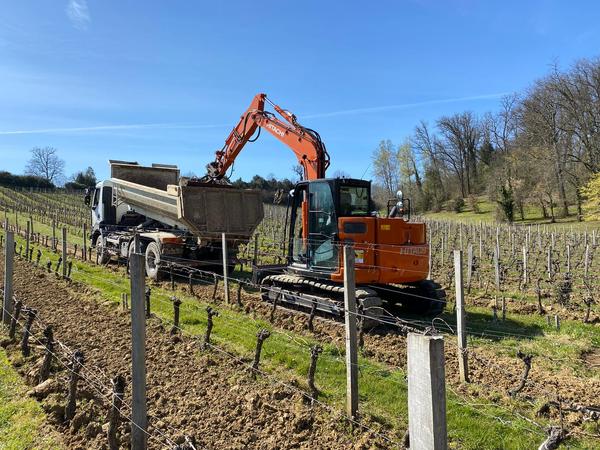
left=66, top=0, right=91, bottom=30
left=0, top=92, right=509, bottom=135
left=0, top=123, right=229, bottom=136
left=303, top=92, right=509, bottom=119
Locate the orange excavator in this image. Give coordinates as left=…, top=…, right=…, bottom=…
left=206, top=93, right=445, bottom=319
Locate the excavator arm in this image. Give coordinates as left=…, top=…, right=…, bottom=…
left=206, top=93, right=330, bottom=181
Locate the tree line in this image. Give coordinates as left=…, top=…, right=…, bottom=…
left=372, top=56, right=600, bottom=222
left=0, top=147, right=96, bottom=190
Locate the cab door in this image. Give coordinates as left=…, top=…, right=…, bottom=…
left=307, top=181, right=338, bottom=271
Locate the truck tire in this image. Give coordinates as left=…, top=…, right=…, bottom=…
left=145, top=242, right=162, bottom=280
left=97, top=237, right=111, bottom=265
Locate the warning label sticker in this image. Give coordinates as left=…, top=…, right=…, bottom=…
left=354, top=249, right=365, bottom=264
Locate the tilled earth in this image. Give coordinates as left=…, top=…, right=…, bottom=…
left=1, top=259, right=391, bottom=450
left=170, top=272, right=600, bottom=434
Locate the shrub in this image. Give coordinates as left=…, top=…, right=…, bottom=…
left=468, top=194, right=480, bottom=213
left=581, top=172, right=600, bottom=221
left=453, top=197, right=465, bottom=213
left=496, top=185, right=515, bottom=222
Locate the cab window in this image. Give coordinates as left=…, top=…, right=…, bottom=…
left=92, top=188, right=100, bottom=208
left=339, top=185, right=369, bottom=216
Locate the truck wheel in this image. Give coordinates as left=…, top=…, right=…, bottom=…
left=97, top=238, right=111, bottom=265
left=145, top=242, right=162, bottom=280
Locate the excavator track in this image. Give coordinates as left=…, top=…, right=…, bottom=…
left=369, top=280, right=447, bottom=315
left=261, top=274, right=385, bottom=328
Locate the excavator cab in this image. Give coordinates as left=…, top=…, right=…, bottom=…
left=287, top=178, right=372, bottom=276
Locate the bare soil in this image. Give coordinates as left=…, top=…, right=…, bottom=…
left=1, top=259, right=391, bottom=449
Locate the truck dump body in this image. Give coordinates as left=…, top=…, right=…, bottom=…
left=178, top=185, right=263, bottom=236
left=109, top=161, right=263, bottom=238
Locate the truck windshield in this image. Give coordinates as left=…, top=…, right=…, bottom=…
left=339, top=185, right=369, bottom=216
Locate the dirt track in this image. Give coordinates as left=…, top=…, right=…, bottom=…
left=2, top=259, right=391, bottom=450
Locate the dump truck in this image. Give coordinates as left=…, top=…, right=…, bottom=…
left=85, top=160, right=264, bottom=279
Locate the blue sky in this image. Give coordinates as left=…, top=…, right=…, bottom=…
left=1, top=0, right=599, bottom=182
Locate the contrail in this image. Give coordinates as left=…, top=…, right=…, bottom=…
left=0, top=122, right=229, bottom=136
left=302, top=92, right=509, bottom=119
left=0, top=92, right=508, bottom=135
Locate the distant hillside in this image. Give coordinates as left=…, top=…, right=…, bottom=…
left=422, top=195, right=598, bottom=229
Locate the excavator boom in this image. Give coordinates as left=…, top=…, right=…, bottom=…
left=206, top=93, right=330, bottom=180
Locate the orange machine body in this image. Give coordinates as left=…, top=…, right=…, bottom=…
left=331, top=217, right=429, bottom=284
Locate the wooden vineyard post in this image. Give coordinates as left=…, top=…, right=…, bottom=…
left=407, top=333, right=448, bottom=450
left=25, top=220, right=30, bottom=262
left=52, top=219, right=56, bottom=252
left=253, top=233, right=259, bottom=266
left=343, top=245, right=359, bottom=420
left=454, top=250, right=469, bottom=383
left=466, top=245, right=473, bottom=292
left=494, top=244, right=500, bottom=303
left=222, top=233, right=230, bottom=304
left=547, top=247, right=552, bottom=281
left=584, top=245, right=590, bottom=279
left=522, top=246, right=528, bottom=286
left=62, top=228, right=68, bottom=279
left=130, top=253, right=147, bottom=450
left=82, top=223, right=87, bottom=261
left=2, top=229, right=14, bottom=325
left=427, top=241, right=432, bottom=280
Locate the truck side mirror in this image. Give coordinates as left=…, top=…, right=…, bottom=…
left=84, top=188, right=91, bottom=207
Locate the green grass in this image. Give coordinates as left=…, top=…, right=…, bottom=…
left=424, top=196, right=600, bottom=230
left=0, top=349, right=62, bottom=450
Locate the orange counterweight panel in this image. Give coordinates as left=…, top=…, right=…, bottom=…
left=331, top=217, right=429, bottom=284
left=375, top=218, right=429, bottom=283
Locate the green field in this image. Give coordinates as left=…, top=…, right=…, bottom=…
left=423, top=196, right=600, bottom=230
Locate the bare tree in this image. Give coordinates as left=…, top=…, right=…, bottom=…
left=549, top=59, right=600, bottom=173
left=412, top=121, right=447, bottom=208
left=25, top=147, right=65, bottom=184
left=436, top=112, right=481, bottom=196
left=487, top=93, right=520, bottom=153
left=371, top=140, right=399, bottom=196
left=520, top=80, right=570, bottom=217
left=291, top=164, right=304, bottom=182
left=398, top=140, right=422, bottom=198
